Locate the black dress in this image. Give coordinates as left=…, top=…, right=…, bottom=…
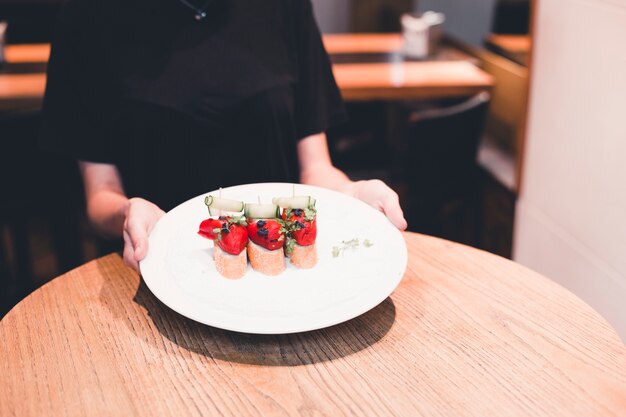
left=40, top=0, right=346, bottom=211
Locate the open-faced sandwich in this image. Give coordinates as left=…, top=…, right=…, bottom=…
left=244, top=202, right=285, bottom=276
left=198, top=196, right=248, bottom=279
left=273, top=196, right=318, bottom=269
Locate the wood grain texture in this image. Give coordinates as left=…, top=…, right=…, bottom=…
left=1, top=233, right=625, bottom=417
left=333, top=61, right=493, bottom=101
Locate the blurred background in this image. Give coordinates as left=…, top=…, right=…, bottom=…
left=1, top=0, right=625, bottom=340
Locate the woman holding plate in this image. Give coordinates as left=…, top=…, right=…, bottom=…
left=40, top=0, right=407, bottom=271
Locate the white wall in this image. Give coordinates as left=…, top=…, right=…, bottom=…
left=416, top=0, right=496, bottom=47
left=514, top=0, right=626, bottom=341
left=310, top=0, right=351, bottom=33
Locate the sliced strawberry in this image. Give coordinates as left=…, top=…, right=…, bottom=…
left=216, top=223, right=248, bottom=255
left=199, top=216, right=248, bottom=255
left=247, top=219, right=285, bottom=251
left=282, top=208, right=317, bottom=246
left=198, top=218, right=225, bottom=240
left=291, top=218, right=316, bottom=246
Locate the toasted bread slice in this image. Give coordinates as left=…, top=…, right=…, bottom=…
left=247, top=241, right=285, bottom=276
left=290, top=243, right=317, bottom=269
left=214, top=245, right=247, bottom=279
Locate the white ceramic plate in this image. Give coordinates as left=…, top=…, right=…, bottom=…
left=140, top=183, right=407, bottom=334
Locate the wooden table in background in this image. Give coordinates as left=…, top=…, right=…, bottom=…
left=324, top=33, right=405, bottom=54
left=484, top=34, right=531, bottom=66
left=332, top=60, right=492, bottom=101
left=0, top=36, right=492, bottom=110
left=485, top=34, right=531, bottom=55
left=1, top=232, right=625, bottom=416
left=0, top=44, right=49, bottom=111
left=4, top=43, right=50, bottom=64
left=325, top=33, right=493, bottom=101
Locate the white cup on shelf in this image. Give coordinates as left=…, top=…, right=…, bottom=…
left=401, top=12, right=445, bottom=59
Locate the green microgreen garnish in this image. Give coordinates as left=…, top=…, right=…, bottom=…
left=304, top=207, right=317, bottom=222
left=213, top=216, right=247, bottom=242
left=275, top=201, right=317, bottom=256
left=277, top=218, right=290, bottom=235
left=229, top=215, right=248, bottom=227
left=332, top=238, right=374, bottom=257
left=284, top=236, right=296, bottom=256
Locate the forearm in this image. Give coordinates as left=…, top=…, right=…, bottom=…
left=297, top=132, right=407, bottom=229
left=86, top=189, right=129, bottom=238
left=78, top=162, right=166, bottom=270
left=300, top=161, right=355, bottom=196
left=297, top=133, right=356, bottom=195
left=78, top=161, right=129, bottom=239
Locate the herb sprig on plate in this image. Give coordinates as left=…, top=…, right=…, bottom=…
left=332, top=238, right=374, bottom=258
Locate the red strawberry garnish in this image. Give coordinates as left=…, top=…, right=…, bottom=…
left=282, top=208, right=317, bottom=246
left=198, top=218, right=224, bottom=240
left=199, top=216, right=248, bottom=255
left=217, top=223, right=248, bottom=255
left=247, top=219, right=285, bottom=251
left=291, top=218, right=316, bottom=246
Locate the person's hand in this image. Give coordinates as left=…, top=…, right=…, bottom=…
left=122, top=197, right=165, bottom=272
left=344, top=180, right=408, bottom=230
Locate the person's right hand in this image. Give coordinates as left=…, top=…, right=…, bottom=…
left=122, top=197, right=165, bottom=272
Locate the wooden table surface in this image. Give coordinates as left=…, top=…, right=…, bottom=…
left=323, top=33, right=405, bottom=54
left=484, top=34, right=531, bottom=67
left=3, top=43, right=50, bottom=64
left=485, top=34, right=532, bottom=55
left=0, top=44, right=49, bottom=111
left=333, top=61, right=492, bottom=101
left=1, top=232, right=625, bottom=417
left=324, top=33, right=492, bottom=101
left=0, top=36, right=492, bottom=110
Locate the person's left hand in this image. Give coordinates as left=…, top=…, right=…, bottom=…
left=344, top=180, right=407, bottom=230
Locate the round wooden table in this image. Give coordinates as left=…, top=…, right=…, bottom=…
left=1, top=233, right=625, bottom=416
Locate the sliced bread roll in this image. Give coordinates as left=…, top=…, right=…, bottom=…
left=214, top=245, right=247, bottom=279
left=247, top=240, right=285, bottom=276
left=290, top=243, right=317, bottom=269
